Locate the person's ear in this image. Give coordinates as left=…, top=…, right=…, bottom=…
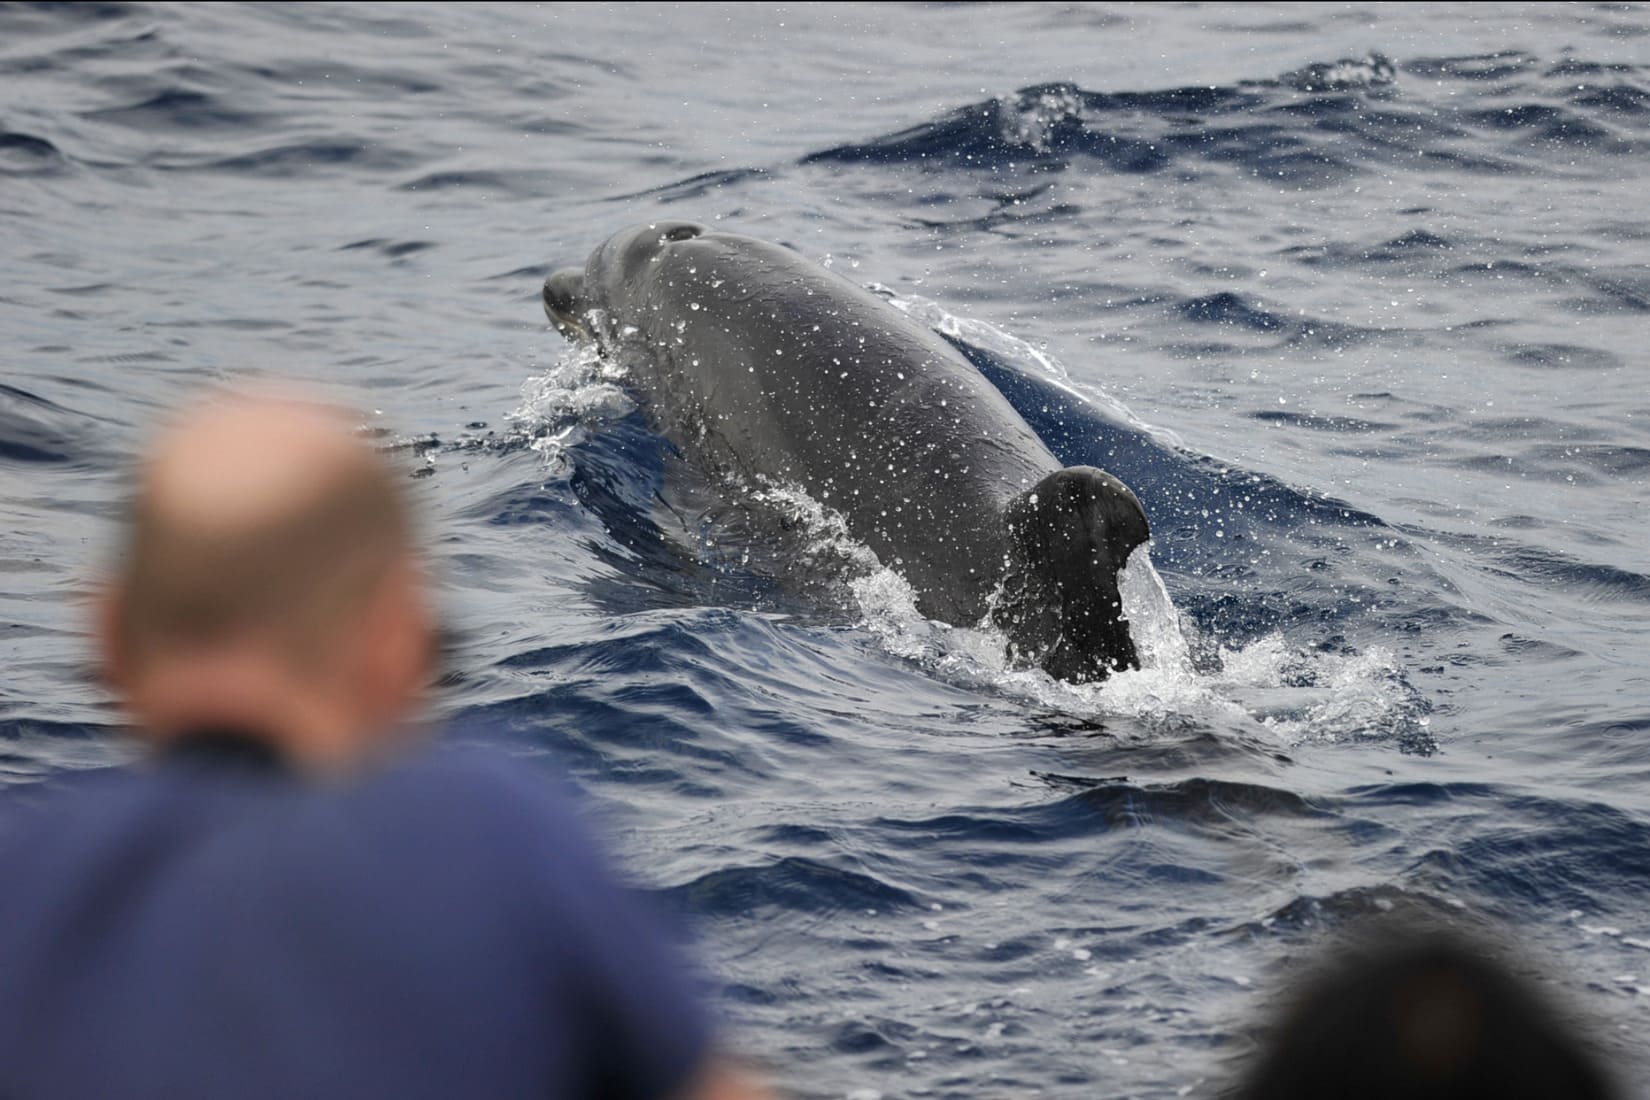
left=360, top=558, right=434, bottom=725
left=394, top=562, right=436, bottom=699
left=94, top=582, right=134, bottom=696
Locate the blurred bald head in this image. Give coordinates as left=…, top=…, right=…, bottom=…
left=102, top=392, right=433, bottom=771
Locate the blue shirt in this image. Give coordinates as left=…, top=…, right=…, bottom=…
left=0, top=734, right=712, bottom=1100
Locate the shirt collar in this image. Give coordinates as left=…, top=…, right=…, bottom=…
left=165, top=728, right=292, bottom=775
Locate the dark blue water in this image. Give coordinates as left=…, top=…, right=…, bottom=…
left=3, top=3, right=1649, bottom=1096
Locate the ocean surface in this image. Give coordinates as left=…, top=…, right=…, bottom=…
left=2, top=2, right=1648, bottom=1095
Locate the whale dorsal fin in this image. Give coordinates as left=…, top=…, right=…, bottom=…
left=995, top=466, right=1150, bottom=682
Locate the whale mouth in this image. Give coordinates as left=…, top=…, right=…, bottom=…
left=542, top=269, right=592, bottom=341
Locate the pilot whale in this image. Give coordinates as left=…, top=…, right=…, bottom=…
left=543, top=221, right=1150, bottom=681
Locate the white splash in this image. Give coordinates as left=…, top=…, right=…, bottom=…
left=1000, top=84, right=1085, bottom=153
left=505, top=335, right=633, bottom=476
left=1282, top=53, right=1397, bottom=92
left=1118, top=546, right=1193, bottom=677
left=838, top=513, right=1418, bottom=745
left=1217, top=637, right=1419, bottom=743
left=750, top=481, right=883, bottom=577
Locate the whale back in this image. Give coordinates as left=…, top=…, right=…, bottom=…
left=598, top=228, right=1060, bottom=624
left=549, top=223, right=1150, bottom=680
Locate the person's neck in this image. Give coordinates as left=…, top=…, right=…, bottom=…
left=146, top=707, right=380, bottom=777
left=165, top=726, right=292, bottom=772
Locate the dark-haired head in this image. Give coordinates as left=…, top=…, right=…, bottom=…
left=1229, top=924, right=1617, bottom=1100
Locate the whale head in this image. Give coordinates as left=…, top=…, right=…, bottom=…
left=994, top=466, right=1151, bottom=682
left=543, top=221, right=711, bottom=346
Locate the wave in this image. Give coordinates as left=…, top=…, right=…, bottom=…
left=620, top=50, right=1650, bottom=206
left=340, top=237, right=439, bottom=258
left=0, top=717, right=133, bottom=784
left=1382, top=784, right=1650, bottom=917
left=159, top=138, right=422, bottom=178
left=0, top=383, right=105, bottom=466
left=0, top=131, right=67, bottom=176
left=82, top=87, right=269, bottom=132
left=662, top=857, right=924, bottom=918
left=799, top=56, right=1405, bottom=183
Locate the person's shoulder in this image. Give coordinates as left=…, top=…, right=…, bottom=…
left=351, top=744, right=721, bottom=1098
left=341, top=742, right=648, bottom=933
left=0, top=762, right=196, bottom=899
left=0, top=763, right=160, bottom=837
left=347, top=742, right=594, bottom=860
left=367, top=743, right=579, bottom=815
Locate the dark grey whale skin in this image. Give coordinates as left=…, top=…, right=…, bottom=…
left=544, top=221, right=1149, bottom=681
